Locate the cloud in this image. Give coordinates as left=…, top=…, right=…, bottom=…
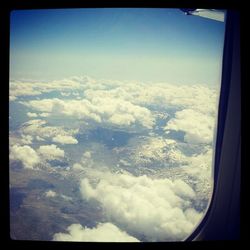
left=184, top=148, right=213, bottom=182
left=60, top=194, right=73, bottom=201
left=9, top=77, right=87, bottom=100
left=10, top=81, right=43, bottom=98
left=164, top=109, right=215, bottom=144
left=20, top=134, right=33, bottom=145
left=26, top=112, right=50, bottom=118
left=21, top=119, right=78, bottom=142
left=37, top=144, right=65, bottom=160
left=83, top=151, right=91, bottom=159
left=91, top=97, right=154, bottom=129
left=40, top=113, right=50, bottom=117
left=21, top=97, right=155, bottom=130
left=53, top=223, right=139, bottom=242
left=52, top=135, right=78, bottom=145
left=10, top=145, right=40, bottom=169
left=9, top=95, right=17, bottom=101
left=80, top=170, right=202, bottom=241
left=27, top=112, right=38, bottom=118
left=45, top=190, right=57, bottom=197
left=36, top=136, right=45, bottom=141
left=72, top=151, right=93, bottom=171
left=61, top=92, right=71, bottom=97
left=72, top=163, right=85, bottom=171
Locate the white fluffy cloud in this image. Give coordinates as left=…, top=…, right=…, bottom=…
left=45, top=190, right=57, bottom=198
left=10, top=81, right=43, bottom=98
left=37, top=144, right=65, bottom=160
left=184, top=148, right=213, bottom=181
left=52, top=135, right=78, bottom=145
left=20, top=134, right=33, bottom=145
left=21, top=97, right=155, bottom=130
left=27, top=112, right=38, bottom=118
left=9, top=95, right=17, bottom=101
left=53, top=223, right=139, bottom=242
left=21, top=119, right=78, bottom=142
left=164, top=109, right=215, bottom=144
left=80, top=170, right=202, bottom=241
left=72, top=163, right=85, bottom=171
left=39, top=112, right=50, bottom=117
left=10, top=77, right=88, bottom=100
left=10, top=145, right=40, bottom=169
left=27, top=112, right=50, bottom=118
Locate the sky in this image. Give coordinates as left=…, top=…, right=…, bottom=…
left=10, top=8, right=225, bottom=84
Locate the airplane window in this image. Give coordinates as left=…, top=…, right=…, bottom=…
left=9, top=8, right=226, bottom=242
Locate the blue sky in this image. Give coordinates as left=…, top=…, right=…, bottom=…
left=10, top=8, right=225, bottom=84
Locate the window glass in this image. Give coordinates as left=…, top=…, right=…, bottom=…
left=9, top=8, right=225, bottom=241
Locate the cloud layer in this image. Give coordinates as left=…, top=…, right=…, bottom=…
left=15, top=76, right=217, bottom=135
left=10, top=76, right=218, bottom=241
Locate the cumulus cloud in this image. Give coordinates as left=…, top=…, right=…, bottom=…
left=45, top=190, right=57, bottom=198
left=21, top=97, right=155, bottom=130
left=60, top=194, right=73, bottom=201
left=21, top=119, right=78, bottom=142
left=39, top=112, right=50, bottom=117
left=80, top=170, right=202, bottom=241
left=53, top=223, right=139, bottom=242
left=9, top=95, right=17, bottom=101
left=20, top=134, right=33, bottom=145
left=72, top=151, right=93, bottom=171
left=61, top=92, right=71, bottom=97
left=10, top=145, right=40, bottom=169
left=72, top=163, right=85, bottom=171
left=164, top=109, right=215, bottom=144
left=9, top=77, right=88, bottom=100
left=184, top=148, right=213, bottom=181
left=36, top=136, right=45, bottom=141
left=10, top=81, right=43, bottom=98
left=83, top=151, right=91, bottom=159
left=52, top=135, right=78, bottom=145
left=37, top=144, right=65, bottom=160
left=27, top=112, right=38, bottom=118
